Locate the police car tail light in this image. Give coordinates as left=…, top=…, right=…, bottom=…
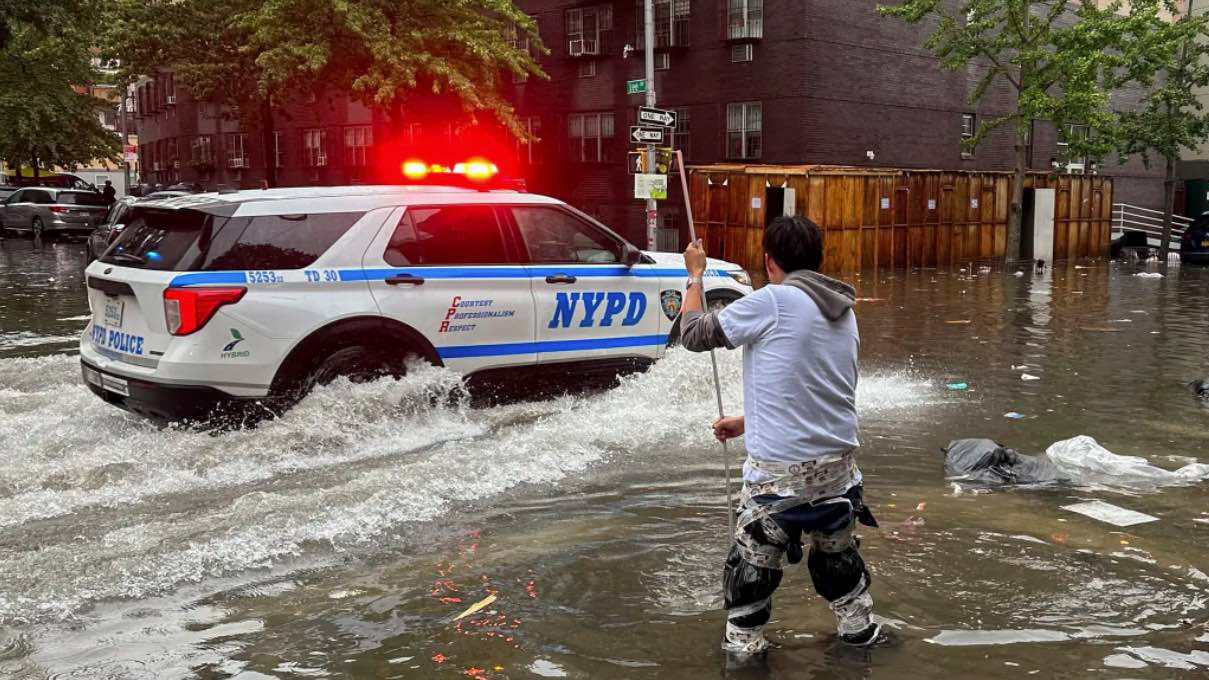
left=164, top=287, right=247, bottom=336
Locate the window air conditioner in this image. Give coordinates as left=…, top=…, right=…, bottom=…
left=317, top=154, right=327, bottom=166
left=582, top=39, right=599, bottom=55
left=569, top=39, right=584, bottom=56
left=166, top=95, right=176, bottom=105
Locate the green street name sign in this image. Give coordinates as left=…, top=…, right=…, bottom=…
left=626, top=79, right=647, bottom=95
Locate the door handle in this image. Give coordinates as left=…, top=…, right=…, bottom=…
left=385, top=275, right=425, bottom=286
left=545, top=274, right=577, bottom=284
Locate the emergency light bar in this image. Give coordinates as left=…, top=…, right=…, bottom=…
left=401, top=157, right=501, bottom=184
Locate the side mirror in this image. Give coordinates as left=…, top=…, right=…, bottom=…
left=622, top=243, right=642, bottom=267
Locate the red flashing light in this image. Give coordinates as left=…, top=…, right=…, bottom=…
left=456, top=159, right=499, bottom=182
left=401, top=160, right=429, bottom=180
left=164, top=286, right=247, bottom=336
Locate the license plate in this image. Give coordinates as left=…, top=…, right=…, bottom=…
left=100, top=374, right=129, bottom=396
left=104, top=297, right=124, bottom=328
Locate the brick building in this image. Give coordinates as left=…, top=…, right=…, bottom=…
left=509, top=0, right=1166, bottom=245
left=131, top=0, right=1166, bottom=247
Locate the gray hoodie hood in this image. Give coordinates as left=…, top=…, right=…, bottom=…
left=782, top=270, right=856, bottom=321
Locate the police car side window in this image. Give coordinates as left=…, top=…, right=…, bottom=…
left=384, top=206, right=508, bottom=266
left=510, top=207, right=621, bottom=264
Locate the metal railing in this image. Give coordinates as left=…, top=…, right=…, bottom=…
left=1111, top=203, right=1192, bottom=251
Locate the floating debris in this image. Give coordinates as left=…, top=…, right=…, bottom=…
left=1021, top=374, right=1041, bottom=381
left=945, top=383, right=968, bottom=391
left=1133, top=272, right=1164, bottom=278
left=453, top=593, right=498, bottom=621
left=946, top=320, right=972, bottom=325
left=1004, top=412, right=1026, bottom=420
left=1062, top=500, right=1159, bottom=527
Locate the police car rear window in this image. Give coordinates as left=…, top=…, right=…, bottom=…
left=102, top=207, right=363, bottom=271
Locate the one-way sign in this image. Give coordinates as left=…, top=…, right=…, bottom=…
left=638, top=106, right=677, bottom=128
left=630, top=126, right=665, bottom=144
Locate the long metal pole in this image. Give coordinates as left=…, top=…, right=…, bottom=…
left=643, top=0, right=657, bottom=250
left=677, top=150, right=734, bottom=537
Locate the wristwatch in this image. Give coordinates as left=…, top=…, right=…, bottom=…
left=685, top=276, right=703, bottom=289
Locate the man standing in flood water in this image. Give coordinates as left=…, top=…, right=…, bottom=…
left=680, top=215, right=880, bottom=655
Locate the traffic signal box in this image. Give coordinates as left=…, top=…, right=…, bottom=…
left=627, top=147, right=676, bottom=175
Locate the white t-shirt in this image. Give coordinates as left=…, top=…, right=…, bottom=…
left=717, top=284, right=861, bottom=484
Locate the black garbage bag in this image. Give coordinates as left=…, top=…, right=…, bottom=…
left=942, top=438, right=1069, bottom=485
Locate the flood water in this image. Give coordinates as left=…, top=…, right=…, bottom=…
left=1, top=238, right=1207, bottom=679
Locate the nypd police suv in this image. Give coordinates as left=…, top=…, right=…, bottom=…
left=80, top=172, right=752, bottom=422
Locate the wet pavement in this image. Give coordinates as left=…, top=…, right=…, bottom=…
left=1, top=238, right=1207, bottom=679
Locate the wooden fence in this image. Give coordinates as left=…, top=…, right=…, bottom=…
left=687, top=165, right=1113, bottom=276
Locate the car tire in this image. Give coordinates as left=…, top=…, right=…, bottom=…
left=268, top=340, right=417, bottom=415
left=32, top=217, right=44, bottom=238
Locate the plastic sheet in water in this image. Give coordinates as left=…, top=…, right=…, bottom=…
left=1062, top=500, right=1159, bottom=527
left=1046, top=435, right=1209, bottom=484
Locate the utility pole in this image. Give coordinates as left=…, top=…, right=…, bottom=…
left=643, top=0, right=657, bottom=250
left=120, top=79, right=130, bottom=193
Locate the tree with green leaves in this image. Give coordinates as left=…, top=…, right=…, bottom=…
left=108, top=0, right=283, bottom=186
left=879, top=0, right=1124, bottom=262
left=108, top=0, right=545, bottom=187
left=0, top=1, right=120, bottom=179
left=1109, top=0, right=1209, bottom=259
left=246, top=0, right=545, bottom=140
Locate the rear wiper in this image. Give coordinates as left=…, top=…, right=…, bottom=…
left=108, top=252, right=146, bottom=264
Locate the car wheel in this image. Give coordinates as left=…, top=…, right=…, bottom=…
left=268, top=341, right=410, bottom=415
left=32, top=217, right=44, bottom=238
left=305, top=344, right=401, bottom=390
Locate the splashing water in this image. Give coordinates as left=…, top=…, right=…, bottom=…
left=0, top=348, right=934, bottom=624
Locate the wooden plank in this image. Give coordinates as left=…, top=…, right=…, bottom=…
left=879, top=176, right=894, bottom=269
left=939, top=185, right=954, bottom=267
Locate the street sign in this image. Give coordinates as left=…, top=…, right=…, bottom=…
left=634, top=173, right=668, bottom=200
left=638, top=106, right=677, bottom=128
left=630, top=126, right=664, bottom=144
left=626, top=78, right=647, bottom=95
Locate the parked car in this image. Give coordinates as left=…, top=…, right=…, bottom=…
left=1180, top=215, right=1209, bottom=265
left=0, top=187, right=109, bottom=237
left=1, top=172, right=96, bottom=191
left=87, top=196, right=139, bottom=262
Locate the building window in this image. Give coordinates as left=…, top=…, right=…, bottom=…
left=344, top=126, right=373, bottom=166
left=568, top=112, right=615, bottom=163
left=1057, top=123, right=1090, bottom=172
left=566, top=6, right=611, bottom=56
left=518, top=116, right=542, bottom=165
left=636, top=0, right=691, bottom=49
left=726, top=101, right=761, bottom=160
left=655, top=52, right=670, bottom=71
left=577, top=60, right=597, bottom=78
left=727, top=0, right=763, bottom=39
left=191, top=135, right=213, bottom=164
left=961, top=113, right=976, bottom=159
left=673, top=107, right=691, bottom=160
left=731, top=43, right=753, bottom=62
left=226, top=133, right=246, bottom=169
left=303, top=128, right=327, bottom=167
left=273, top=131, right=284, bottom=168
left=166, top=137, right=178, bottom=169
